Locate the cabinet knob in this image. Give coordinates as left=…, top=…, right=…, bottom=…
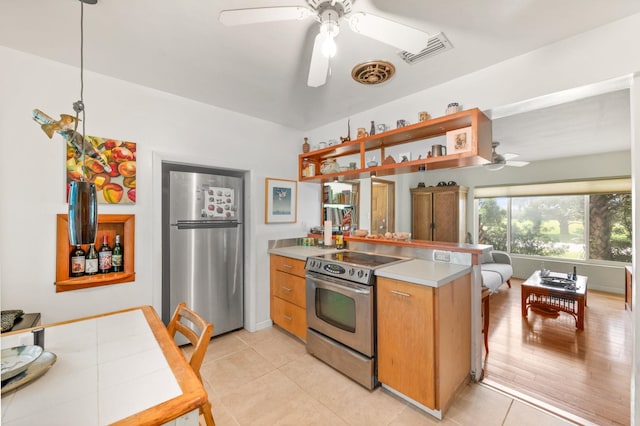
left=282, top=286, right=292, bottom=292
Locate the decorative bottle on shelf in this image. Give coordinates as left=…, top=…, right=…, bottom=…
left=370, top=120, right=375, bottom=136
left=112, top=234, right=123, bottom=272
left=302, top=137, right=310, bottom=153
left=70, top=244, right=86, bottom=277
left=99, top=235, right=112, bottom=274
left=85, top=243, right=98, bottom=275
left=335, top=225, right=344, bottom=249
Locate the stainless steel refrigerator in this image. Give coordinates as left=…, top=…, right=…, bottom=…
left=162, top=163, right=244, bottom=340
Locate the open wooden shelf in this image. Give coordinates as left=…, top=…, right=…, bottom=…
left=55, top=214, right=135, bottom=292
left=299, top=108, right=492, bottom=182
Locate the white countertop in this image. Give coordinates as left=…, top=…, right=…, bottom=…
left=268, top=245, right=338, bottom=261
left=375, top=259, right=472, bottom=287
left=269, top=246, right=472, bottom=287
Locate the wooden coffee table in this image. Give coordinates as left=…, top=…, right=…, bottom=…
left=521, top=270, right=588, bottom=330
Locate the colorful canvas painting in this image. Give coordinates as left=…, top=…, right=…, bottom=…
left=66, top=137, right=137, bottom=204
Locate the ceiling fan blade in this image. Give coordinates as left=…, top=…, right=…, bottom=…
left=503, top=153, right=520, bottom=160
left=308, top=32, right=330, bottom=87
left=506, top=160, right=529, bottom=167
left=219, top=7, right=313, bottom=26
left=348, top=12, right=429, bottom=54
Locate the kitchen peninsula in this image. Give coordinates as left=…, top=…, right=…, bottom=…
left=268, top=237, right=488, bottom=419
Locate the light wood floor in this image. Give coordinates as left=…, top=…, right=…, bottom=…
left=482, top=278, right=632, bottom=426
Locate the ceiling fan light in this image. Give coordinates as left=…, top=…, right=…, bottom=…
left=321, top=34, right=337, bottom=57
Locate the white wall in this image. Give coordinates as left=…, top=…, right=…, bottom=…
left=0, top=47, right=314, bottom=329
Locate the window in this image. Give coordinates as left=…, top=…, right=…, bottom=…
left=477, top=183, right=632, bottom=263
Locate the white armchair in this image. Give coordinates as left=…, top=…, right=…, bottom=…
left=480, top=250, right=513, bottom=293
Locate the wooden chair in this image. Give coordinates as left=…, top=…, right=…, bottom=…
left=168, top=302, right=216, bottom=426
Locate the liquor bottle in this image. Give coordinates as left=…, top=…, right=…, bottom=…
left=335, top=225, right=344, bottom=249
left=70, top=245, right=86, bottom=277
left=85, top=243, right=98, bottom=275
left=99, top=235, right=112, bottom=274
left=112, top=234, right=123, bottom=272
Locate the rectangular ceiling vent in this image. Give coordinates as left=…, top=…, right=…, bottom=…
left=398, top=32, right=453, bottom=65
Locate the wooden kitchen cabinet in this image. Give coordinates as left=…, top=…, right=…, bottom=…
left=411, top=185, right=467, bottom=242
left=377, top=274, right=471, bottom=415
left=270, top=254, right=307, bottom=340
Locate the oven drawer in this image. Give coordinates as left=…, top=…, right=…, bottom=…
left=272, top=270, right=306, bottom=307
left=271, top=297, right=307, bottom=340
left=271, top=255, right=306, bottom=277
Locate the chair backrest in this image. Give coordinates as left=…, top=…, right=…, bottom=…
left=167, top=302, right=214, bottom=380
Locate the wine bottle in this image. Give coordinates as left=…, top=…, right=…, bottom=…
left=112, top=234, right=123, bottom=272
left=99, top=235, right=112, bottom=274
left=70, top=245, right=86, bottom=277
left=85, top=243, right=98, bottom=275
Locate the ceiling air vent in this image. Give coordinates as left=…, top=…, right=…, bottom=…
left=398, top=32, right=453, bottom=65
left=351, top=60, right=396, bottom=85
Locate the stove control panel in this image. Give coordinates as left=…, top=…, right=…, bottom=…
left=305, top=258, right=373, bottom=285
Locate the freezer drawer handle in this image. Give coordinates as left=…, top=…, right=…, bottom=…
left=173, top=220, right=240, bottom=230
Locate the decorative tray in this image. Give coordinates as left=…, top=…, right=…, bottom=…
left=1, top=351, right=57, bottom=395
left=541, top=276, right=576, bottom=288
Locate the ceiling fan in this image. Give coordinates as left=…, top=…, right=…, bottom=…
left=219, top=0, right=430, bottom=87
left=484, top=141, right=530, bottom=171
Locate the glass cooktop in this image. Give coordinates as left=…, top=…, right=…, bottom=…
left=314, top=251, right=404, bottom=268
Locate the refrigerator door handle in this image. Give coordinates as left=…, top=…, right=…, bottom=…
left=173, top=220, right=240, bottom=230
left=233, top=223, right=242, bottom=294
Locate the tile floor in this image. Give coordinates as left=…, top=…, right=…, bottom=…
left=189, top=326, right=578, bottom=425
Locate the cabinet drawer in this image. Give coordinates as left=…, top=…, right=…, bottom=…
left=271, top=255, right=306, bottom=277
left=271, top=297, right=307, bottom=340
left=272, top=270, right=306, bottom=307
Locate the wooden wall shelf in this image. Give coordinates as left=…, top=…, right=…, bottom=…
left=299, top=108, right=492, bottom=182
left=55, top=214, right=135, bottom=292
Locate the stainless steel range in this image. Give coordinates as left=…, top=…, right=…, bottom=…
left=305, top=251, right=406, bottom=389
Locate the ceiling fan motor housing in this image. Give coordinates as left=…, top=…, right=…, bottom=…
left=309, top=0, right=352, bottom=16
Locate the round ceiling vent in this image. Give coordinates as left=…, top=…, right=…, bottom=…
left=351, top=60, right=395, bottom=85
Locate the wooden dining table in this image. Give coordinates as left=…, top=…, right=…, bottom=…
left=0, top=306, right=207, bottom=425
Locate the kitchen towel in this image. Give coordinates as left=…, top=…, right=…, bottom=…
left=324, top=220, right=332, bottom=246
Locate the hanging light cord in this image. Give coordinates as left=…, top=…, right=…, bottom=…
left=72, top=0, right=87, bottom=183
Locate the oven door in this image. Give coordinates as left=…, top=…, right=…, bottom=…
left=306, top=271, right=374, bottom=357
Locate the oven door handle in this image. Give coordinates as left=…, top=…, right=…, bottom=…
left=306, top=273, right=370, bottom=295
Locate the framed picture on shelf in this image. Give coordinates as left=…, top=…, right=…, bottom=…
left=446, top=126, right=472, bottom=154
left=265, top=178, right=297, bottom=223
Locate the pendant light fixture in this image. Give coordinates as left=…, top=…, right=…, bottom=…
left=68, top=0, right=98, bottom=246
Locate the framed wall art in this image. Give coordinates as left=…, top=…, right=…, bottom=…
left=446, top=126, right=472, bottom=155
left=265, top=178, right=297, bottom=223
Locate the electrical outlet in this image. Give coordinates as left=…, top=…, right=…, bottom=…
left=434, top=250, right=451, bottom=263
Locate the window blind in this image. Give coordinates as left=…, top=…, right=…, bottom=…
left=474, top=177, right=631, bottom=198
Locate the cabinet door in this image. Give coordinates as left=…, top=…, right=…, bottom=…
left=377, top=277, right=436, bottom=408
left=411, top=191, right=433, bottom=240
left=433, top=190, right=459, bottom=242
